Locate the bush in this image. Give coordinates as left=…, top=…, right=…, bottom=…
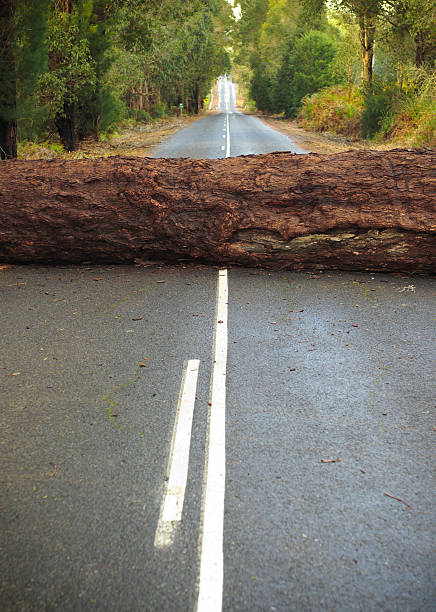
left=297, top=85, right=363, bottom=138
left=250, top=65, right=274, bottom=113
left=279, top=30, right=338, bottom=117
left=382, top=68, right=436, bottom=146
left=361, top=82, right=395, bottom=139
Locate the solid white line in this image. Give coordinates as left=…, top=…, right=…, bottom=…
left=226, top=115, right=230, bottom=158
left=154, top=359, right=200, bottom=548
left=197, top=270, right=228, bottom=612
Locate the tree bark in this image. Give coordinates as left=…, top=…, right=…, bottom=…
left=55, top=101, right=76, bottom=152
left=0, top=149, right=435, bottom=272
left=0, top=0, right=17, bottom=159
left=0, top=117, right=17, bottom=160
left=359, top=15, right=376, bottom=84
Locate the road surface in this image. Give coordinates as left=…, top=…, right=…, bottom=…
left=152, top=75, right=306, bottom=158
left=1, top=77, right=435, bottom=611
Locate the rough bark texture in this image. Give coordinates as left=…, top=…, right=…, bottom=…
left=0, top=149, right=435, bottom=272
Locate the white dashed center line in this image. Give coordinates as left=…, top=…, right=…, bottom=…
left=154, top=359, right=200, bottom=548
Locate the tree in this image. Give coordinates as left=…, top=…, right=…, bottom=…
left=382, top=0, right=436, bottom=68
left=39, top=2, right=95, bottom=151
left=0, top=0, right=17, bottom=159
left=330, top=0, right=383, bottom=84
left=0, top=0, right=47, bottom=159
left=280, top=30, right=337, bottom=116
left=1, top=150, right=434, bottom=273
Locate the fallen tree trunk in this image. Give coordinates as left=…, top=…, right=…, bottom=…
left=0, top=149, right=435, bottom=272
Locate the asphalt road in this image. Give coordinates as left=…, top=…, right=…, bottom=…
left=152, top=75, right=306, bottom=158
left=1, top=77, right=435, bottom=611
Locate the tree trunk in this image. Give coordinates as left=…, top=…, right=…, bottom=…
left=359, top=16, right=376, bottom=84
left=0, top=117, right=17, bottom=160
left=0, top=0, right=17, bottom=159
left=414, top=31, right=426, bottom=67
left=55, top=101, right=76, bottom=151
left=0, top=149, right=435, bottom=272
left=193, top=82, right=200, bottom=114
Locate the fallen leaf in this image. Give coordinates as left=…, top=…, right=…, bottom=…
left=156, top=280, right=166, bottom=283
left=321, top=458, right=341, bottom=463
left=218, top=320, right=224, bottom=324
left=132, top=317, right=143, bottom=321
left=139, top=363, right=148, bottom=367
left=93, top=277, right=102, bottom=281
left=352, top=324, right=359, bottom=327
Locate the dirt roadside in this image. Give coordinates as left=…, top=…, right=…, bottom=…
left=259, top=116, right=402, bottom=154
left=20, top=109, right=402, bottom=160
left=19, top=114, right=205, bottom=160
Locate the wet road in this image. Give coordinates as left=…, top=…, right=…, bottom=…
left=1, top=78, right=435, bottom=611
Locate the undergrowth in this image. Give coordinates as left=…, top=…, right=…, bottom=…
left=297, top=85, right=363, bottom=139
left=297, top=68, right=435, bottom=147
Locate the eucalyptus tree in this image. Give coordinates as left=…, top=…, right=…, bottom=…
left=328, top=0, right=382, bottom=83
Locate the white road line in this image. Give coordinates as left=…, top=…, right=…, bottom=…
left=197, top=270, right=228, bottom=612
left=226, top=115, right=230, bottom=158
left=154, top=359, right=200, bottom=548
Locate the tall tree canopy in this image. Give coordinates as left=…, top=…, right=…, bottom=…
left=0, top=0, right=232, bottom=156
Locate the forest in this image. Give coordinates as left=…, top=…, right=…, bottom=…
left=0, top=0, right=232, bottom=157
left=235, top=0, right=435, bottom=145
left=0, top=0, right=434, bottom=159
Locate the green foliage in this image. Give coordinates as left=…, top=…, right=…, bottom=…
left=39, top=7, right=96, bottom=117
left=234, top=0, right=434, bottom=146
left=361, top=81, right=395, bottom=138
left=374, top=66, right=436, bottom=145
left=281, top=30, right=338, bottom=117
left=297, top=85, right=363, bottom=137
left=7, top=0, right=231, bottom=151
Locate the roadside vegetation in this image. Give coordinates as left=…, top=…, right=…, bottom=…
left=1, top=0, right=434, bottom=159
left=0, top=0, right=232, bottom=158
left=234, top=0, right=435, bottom=147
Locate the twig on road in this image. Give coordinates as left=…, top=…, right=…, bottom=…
left=48, top=462, right=57, bottom=478
left=384, top=491, right=413, bottom=510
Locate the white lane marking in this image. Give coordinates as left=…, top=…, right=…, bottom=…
left=197, top=270, right=228, bottom=612
left=226, top=115, right=230, bottom=158
left=154, top=359, right=200, bottom=548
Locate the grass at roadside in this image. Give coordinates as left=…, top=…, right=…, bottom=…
left=295, top=82, right=435, bottom=149
left=17, top=114, right=204, bottom=160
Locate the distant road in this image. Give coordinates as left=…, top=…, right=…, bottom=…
left=152, top=75, right=306, bottom=158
